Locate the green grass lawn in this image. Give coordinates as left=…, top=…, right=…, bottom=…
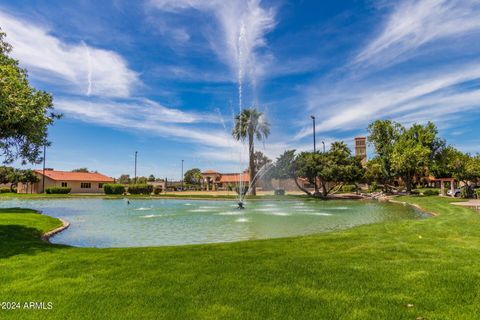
left=1, top=197, right=479, bottom=319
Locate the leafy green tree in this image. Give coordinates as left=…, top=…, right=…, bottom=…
left=253, top=151, right=272, bottom=173
left=136, top=176, right=148, bottom=184
left=0, top=166, right=13, bottom=184
left=430, top=146, right=459, bottom=178
left=184, top=168, right=202, bottom=185
left=293, top=151, right=318, bottom=196
left=449, top=152, right=480, bottom=198
left=72, top=168, right=89, bottom=172
left=118, top=174, right=131, bottom=184
left=315, top=142, right=364, bottom=197
left=232, top=108, right=270, bottom=195
left=148, top=174, right=156, bottom=182
left=367, top=120, right=403, bottom=192
left=19, top=169, right=40, bottom=193
left=0, top=29, right=60, bottom=164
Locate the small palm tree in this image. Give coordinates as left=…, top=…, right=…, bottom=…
left=232, top=108, right=270, bottom=195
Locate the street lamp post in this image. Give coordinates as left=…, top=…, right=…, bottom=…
left=181, top=160, right=184, bottom=191
left=322, top=141, right=325, bottom=153
left=42, top=144, right=46, bottom=193
left=310, top=115, right=316, bottom=153
left=134, top=151, right=138, bottom=184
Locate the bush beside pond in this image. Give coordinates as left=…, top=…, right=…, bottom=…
left=423, top=189, right=439, bottom=196
left=0, top=187, right=11, bottom=193
left=128, top=184, right=153, bottom=195
left=103, top=184, right=126, bottom=195
left=45, top=187, right=71, bottom=194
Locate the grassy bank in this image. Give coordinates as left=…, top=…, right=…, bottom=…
left=1, top=197, right=479, bottom=319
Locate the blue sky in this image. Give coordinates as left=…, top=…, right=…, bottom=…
left=1, top=0, right=480, bottom=179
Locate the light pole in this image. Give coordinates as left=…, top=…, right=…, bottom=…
left=322, top=141, right=325, bottom=153
left=181, top=160, right=184, bottom=191
left=310, top=115, right=316, bottom=153
left=42, top=144, right=46, bottom=193
left=134, top=151, right=138, bottom=184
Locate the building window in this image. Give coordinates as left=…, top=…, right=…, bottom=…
left=98, top=183, right=104, bottom=188
left=61, top=182, right=68, bottom=187
left=81, top=182, right=91, bottom=189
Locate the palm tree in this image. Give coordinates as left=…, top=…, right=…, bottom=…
left=232, top=108, right=270, bottom=195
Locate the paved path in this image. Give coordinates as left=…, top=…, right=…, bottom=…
left=451, top=200, right=480, bottom=209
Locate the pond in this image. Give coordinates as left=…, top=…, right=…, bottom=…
left=0, top=198, right=426, bottom=247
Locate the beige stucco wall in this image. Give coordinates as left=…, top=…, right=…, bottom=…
left=17, top=173, right=110, bottom=194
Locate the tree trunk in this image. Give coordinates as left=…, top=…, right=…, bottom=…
left=294, top=177, right=312, bottom=196
left=248, top=132, right=256, bottom=196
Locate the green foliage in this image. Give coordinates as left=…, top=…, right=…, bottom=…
left=391, top=122, right=442, bottom=193
left=71, top=168, right=89, bottom=172
left=0, top=29, right=60, bottom=164
left=45, top=187, right=71, bottom=194
left=476, top=188, right=480, bottom=199
left=253, top=151, right=272, bottom=173
left=103, top=184, right=126, bottom=195
left=117, top=174, right=131, bottom=184
left=341, top=185, right=358, bottom=193
left=184, top=168, right=202, bottom=185
left=153, top=186, right=163, bottom=195
left=234, top=185, right=248, bottom=196
left=0, top=187, right=11, bottom=193
left=270, top=150, right=296, bottom=180
left=423, top=189, right=439, bottom=196
left=128, top=184, right=153, bottom=195
left=136, top=176, right=148, bottom=184
left=148, top=174, right=156, bottom=182
left=367, top=120, right=403, bottom=190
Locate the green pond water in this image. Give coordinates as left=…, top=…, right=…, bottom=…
left=0, top=198, right=426, bottom=247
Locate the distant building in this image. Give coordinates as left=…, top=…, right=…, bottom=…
left=17, top=169, right=114, bottom=194
left=201, top=170, right=250, bottom=191
left=354, top=137, right=367, bottom=164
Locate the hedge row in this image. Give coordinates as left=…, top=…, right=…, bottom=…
left=423, top=189, right=439, bottom=196
left=128, top=184, right=153, bottom=195
left=0, top=187, right=11, bottom=193
left=104, top=184, right=126, bottom=195
left=45, top=187, right=71, bottom=194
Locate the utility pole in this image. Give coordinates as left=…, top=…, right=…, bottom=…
left=311, top=115, right=316, bottom=153
left=42, top=144, right=46, bottom=193
left=134, top=151, right=138, bottom=184
left=181, top=160, right=184, bottom=191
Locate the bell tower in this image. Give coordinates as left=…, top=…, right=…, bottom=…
left=354, top=137, right=367, bottom=164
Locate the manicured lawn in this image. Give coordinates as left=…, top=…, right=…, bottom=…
left=1, top=197, right=479, bottom=319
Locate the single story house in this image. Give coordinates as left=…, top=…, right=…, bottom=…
left=201, top=170, right=250, bottom=191
left=17, top=169, right=114, bottom=194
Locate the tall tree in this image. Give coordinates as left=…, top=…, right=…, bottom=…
left=71, top=168, right=89, bottom=172
left=232, top=108, right=270, bottom=195
left=0, top=29, right=60, bottom=164
left=118, top=174, right=131, bottom=184
left=184, top=168, right=202, bottom=185
left=449, top=152, right=480, bottom=198
left=367, top=120, right=403, bottom=192
left=148, top=174, right=156, bottom=182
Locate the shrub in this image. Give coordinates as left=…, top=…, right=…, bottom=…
left=476, top=188, right=480, bottom=199
left=235, top=185, right=248, bottom=196
left=128, top=184, right=153, bottom=195
left=103, top=184, right=125, bottom=195
left=45, top=187, right=71, bottom=194
left=0, top=187, right=11, bottom=193
left=153, top=186, right=163, bottom=195
left=341, top=185, right=357, bottom=193
left=423, top=189, right=439, bottom=196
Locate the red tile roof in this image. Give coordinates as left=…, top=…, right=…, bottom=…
left=202, top=170, right=220, bottom=174
left=35, top=170, right=114, bottom=182
left=218, top=173, right=249, bottom=183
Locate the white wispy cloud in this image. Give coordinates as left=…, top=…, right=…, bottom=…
left=149, top=0, right=276, bottom=93
left=295, top=0, right=480, bottom=143
left=0, top=11, right=139, bottom=98
left=355, top=0, right=480, bottom=66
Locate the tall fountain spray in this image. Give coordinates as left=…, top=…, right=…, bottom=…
left=237, top=22, right=247, bottom=208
